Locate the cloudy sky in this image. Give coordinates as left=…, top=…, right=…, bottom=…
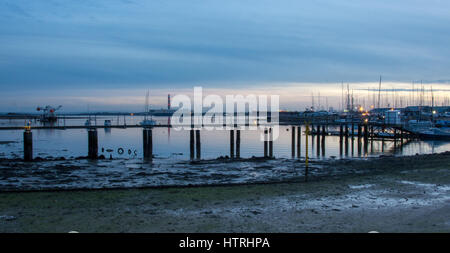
left=1, top=0, right=449, bottom=112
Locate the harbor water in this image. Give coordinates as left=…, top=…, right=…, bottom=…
left=0, top=116, right=449, bottom=161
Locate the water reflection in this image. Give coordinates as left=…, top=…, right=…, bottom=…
left=0, top=116, right=449, bottom=161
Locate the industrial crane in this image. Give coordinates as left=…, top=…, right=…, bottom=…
left=36, top=105, right=62, bottom=122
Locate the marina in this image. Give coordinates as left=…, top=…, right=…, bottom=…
left=1, top=0, right=450, bottom=236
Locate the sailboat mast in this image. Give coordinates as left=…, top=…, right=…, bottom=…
left=341, top=82, right=344, bottom=112
left=144, top=90, right=149, bottom=120
left=347, top=84, right=350, bottom=111
left=377, top=75, right=382, bottom=109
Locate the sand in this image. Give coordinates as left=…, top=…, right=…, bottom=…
left=0, top=152, right=449, bottom=232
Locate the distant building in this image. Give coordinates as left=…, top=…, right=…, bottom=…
left=369, top=108, right=392, bottom=115
left=384, top=110, right=401, bottom=125
left=434, top=106, right=450, bottom=114
left=402, top=106, right=432, bottom=118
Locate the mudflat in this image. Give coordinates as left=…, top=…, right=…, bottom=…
left=0, top=152, right=449, bottom=232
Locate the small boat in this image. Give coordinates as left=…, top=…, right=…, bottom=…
left=140, top=119, right=157, bottom=127
left=416, top=127, right=450, bottom=140
left=435, top=120, right=450, bottom=127
left=140, top=90, right=157, bottom=127
left=104, top=119, right=112, bottom=127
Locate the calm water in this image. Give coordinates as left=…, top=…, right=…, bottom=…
left=0, top=116, right=449, bottom=160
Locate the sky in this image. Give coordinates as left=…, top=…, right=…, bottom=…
left=1, top=0, right=450, bottom=112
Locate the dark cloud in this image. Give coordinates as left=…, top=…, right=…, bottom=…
left=0, top=0, right=449, bottom=106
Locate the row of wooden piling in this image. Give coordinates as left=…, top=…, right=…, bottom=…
left=338, top=123, right=370, bottom=141
left=22, top=127, right=274, bottom=161
left=19, top=125, right=318, bottom=162
left=21, top=123, right=407, bottom=161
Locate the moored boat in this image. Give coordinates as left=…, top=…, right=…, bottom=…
left=415, top=127, right=450, bottom=140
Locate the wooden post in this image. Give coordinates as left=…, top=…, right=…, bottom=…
left=149, top=129, right=153, bottom=160
left=236, top=130, right=241, bottom=158
left=291, top=126, right=295, bottom=158
left=393, top=128, right=398, bottom=151
left=370, top=125, right=374, bottom=140
left=88, top=128, right=98, bottom=159
left=345, top=126, right=349, bottom=157
left=264, top=129, right=268, bottom=158
left=351, top=134, right=354, bottom=157
left=269, top=128, right=273, bottom=158
left=230, top=130, right=235, bottom=159
left=143, top=128, right=148, bottom=159
left=142, top=128, right=153, bottom=161
left=190, top=129, right=195, bottom=160
left=357, top=124, right=362, bottom=139
left=305, top=123, right=309, bottom=182
left=370, top=137, right=374, bottom=154
left=364, top=123, right=369, bottom=154
left=23, top=129, right=32, bottom=161
left=321, top=127, right=325, bottom=157
left=195, top=129, right=201, bottom=160
left=316, top=127, right=320, bottom=157
left=357, top=135, right=362, bottom=157
left=364, top=124, right=369, bottom=142
left=296, top=126, right=301, bottom=158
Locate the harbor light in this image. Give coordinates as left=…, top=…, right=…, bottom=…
left=433, top=110, right=437, bottom=114
left=24, top=121, right=31, bottom=131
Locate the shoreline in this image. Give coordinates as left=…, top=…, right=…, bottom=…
left=0, top=152, right=449, bottom=232
left=1, top=152, right=448, bottom=192
left=1, top=152, right=449, bottom=192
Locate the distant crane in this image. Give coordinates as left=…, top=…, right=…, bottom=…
left=36, top=105, right=62, bottom=122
